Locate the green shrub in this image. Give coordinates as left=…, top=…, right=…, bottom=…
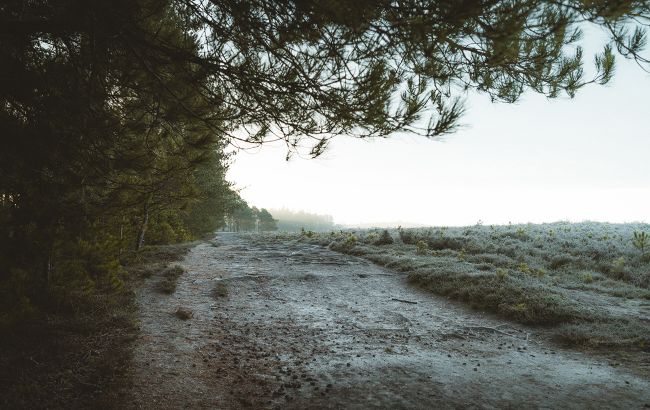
left=457, top=248, right=466, bottom=261
left=415, top=240, right=429, bottom=255
left=50, top=236, right=127, bottom=300
left=156, top=265, right=185, bottom=294
left=300, top=227, right=315, bottom=238
left=517, top=262, right=531, bottom=274
left=147, top=212, right=192, bottom=245
left=610, top=257, right=630, bottom=280
left=364, top=232, right=379, bottom=243
left=515, top=227, right=529, bottom=240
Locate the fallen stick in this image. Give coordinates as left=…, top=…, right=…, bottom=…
left=391, top=298, right=418, bottom=304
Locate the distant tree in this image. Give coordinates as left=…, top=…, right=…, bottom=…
left=182, top=146, right=233, bottom=238
left=225, top=196, right=258, bottom=232
left=258, top=209, right=278, bottom=232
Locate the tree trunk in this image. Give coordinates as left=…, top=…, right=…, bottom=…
left=135, top=201, right=150, bottom=251
left=46, top=253, right=53, bottom=287
left=119, top=223, right=124, bottom=256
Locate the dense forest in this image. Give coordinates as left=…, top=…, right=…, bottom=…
left=0, top=2, right=264, bottom=323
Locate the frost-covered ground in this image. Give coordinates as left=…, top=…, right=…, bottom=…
left=282, top=222, right=650, bottom=350
left=128, top=233, right=650, bottom=408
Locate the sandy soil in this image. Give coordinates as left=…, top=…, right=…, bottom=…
left=127, top=233, right=650, bottom=409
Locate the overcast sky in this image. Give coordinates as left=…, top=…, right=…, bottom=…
left=228, top=32, right=650, bottom=227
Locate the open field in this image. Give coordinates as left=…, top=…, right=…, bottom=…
left=289, top=222, right=650, bottom=350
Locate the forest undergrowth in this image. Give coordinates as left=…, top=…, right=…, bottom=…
left=0, top=243, right=194, bottom=409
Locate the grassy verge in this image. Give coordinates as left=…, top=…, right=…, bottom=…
left=0, top=242, right=194, bottom=409
left=285, top=223, right=650, bottom=350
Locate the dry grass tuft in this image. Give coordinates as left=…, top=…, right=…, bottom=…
left=212, top=282, right=229, bottom=298
left=174, top=307, right=193, bottom=320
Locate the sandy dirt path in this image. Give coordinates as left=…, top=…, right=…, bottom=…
left=128, top=233, right=650, bottom=409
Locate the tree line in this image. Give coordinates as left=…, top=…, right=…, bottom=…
left=225, top=200, right=278, bottom=232
left=269, top=208, right=335, bottom=232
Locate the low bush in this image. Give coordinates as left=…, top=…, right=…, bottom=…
left=155, top=265, right=185, bottom=294
left=415, top=240, right=429, bottom=255
left=608, top=257, right=632, bottom=281
left=425, top=236, right=467, bottom=251
left=398, top=227, right=416, bottom=244
left=549, top=255, right=574, bottom=269
left=374, top=230, right=394, bottom=245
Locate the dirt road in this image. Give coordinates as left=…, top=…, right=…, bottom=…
left=128, top=233, right=650, bottom=409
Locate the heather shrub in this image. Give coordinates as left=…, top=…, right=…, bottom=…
left=374, top=230, right=394, bottom=245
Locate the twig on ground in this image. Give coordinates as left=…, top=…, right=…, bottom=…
left=391, top=298, right=418, bottom=304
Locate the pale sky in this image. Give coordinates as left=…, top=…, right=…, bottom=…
left=228, top=32, right=650, bottom=227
